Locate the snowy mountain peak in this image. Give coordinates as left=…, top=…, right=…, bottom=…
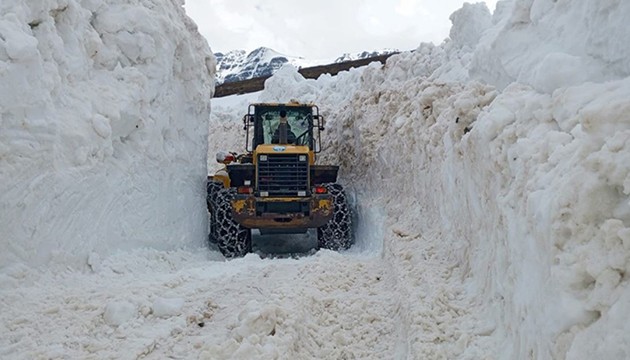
left=215, top=47, right=300, bottom=83
left=215, top=47, right=398, bottom=84
left=244, top=47, right=292, bottom=63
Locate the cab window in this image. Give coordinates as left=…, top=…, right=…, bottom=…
left=259, top=108, right=312, bottom=147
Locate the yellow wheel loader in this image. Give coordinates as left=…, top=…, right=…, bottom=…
left=207, top=102, right=353, bottom=257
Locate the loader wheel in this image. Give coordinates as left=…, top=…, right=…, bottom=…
left=207, top=181, right=223, bottom=244
left=207, top=182, right=251, bottom=257
left=317, top=183, right=353, bottom=251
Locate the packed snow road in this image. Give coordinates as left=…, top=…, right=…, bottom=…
left=2, top=250, right=396, bottom=359
left=0, top=197, right=488, bottom=359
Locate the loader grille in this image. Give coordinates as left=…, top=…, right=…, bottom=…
left=257, top=154, right=309, bottom=196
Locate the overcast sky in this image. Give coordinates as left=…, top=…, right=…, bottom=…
left=184, top=0, right=497, bottom=60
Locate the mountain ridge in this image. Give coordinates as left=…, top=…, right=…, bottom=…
left=215, top=47, right=398, bottom=84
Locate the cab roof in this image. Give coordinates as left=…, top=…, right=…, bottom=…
left=250, top=101, right=316, bottom=108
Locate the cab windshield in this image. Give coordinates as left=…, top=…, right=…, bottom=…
left=257, top=107, right=312, bottom=147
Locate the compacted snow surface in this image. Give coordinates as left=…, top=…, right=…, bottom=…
left=3, top=0, right=630, bottom=359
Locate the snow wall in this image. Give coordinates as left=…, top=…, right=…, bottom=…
left=0, top=0, right=214, bottom=269
left=471, top=0, right=630, bottom=92
left=210, top=1, right=630, bottom=358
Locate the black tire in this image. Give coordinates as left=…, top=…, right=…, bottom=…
left=207, top=181, right=252, bottom=257
left=317, top=183, right=353, bottom=251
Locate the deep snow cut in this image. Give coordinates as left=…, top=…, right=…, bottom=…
left=210, top=1, right=630, bottom=358
left=0, top=0, right=214, bottom=269
left=1, top=0, right=630, bottom=358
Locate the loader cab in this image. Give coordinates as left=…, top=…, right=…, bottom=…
left=243, top=104, right=324, bottom=153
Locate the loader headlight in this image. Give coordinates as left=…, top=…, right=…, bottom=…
left=259, top=155, right=267, bottom=161
left=299, top=155, right=307, bottom=162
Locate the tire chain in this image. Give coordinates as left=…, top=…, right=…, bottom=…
left=207, top=181, right=251, bottom=257
left=206, top=181, right=222, bottom=244
left=317, top=183, right=353, bottom=250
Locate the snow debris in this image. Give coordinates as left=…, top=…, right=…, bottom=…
left=104, top=300, right=137, bottom=326
left=87, top=252, right=101, bottom=273
left=153, top=297, right=185, bottom=318
left=449, top=2, right=492, bottom=50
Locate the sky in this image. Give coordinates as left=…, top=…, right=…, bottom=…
left=184, top=0, right=498, bottom=60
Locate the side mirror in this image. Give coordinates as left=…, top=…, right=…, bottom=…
left=216, top=151, right=235, bottom=164
left=243, top=114, right=254, bottom=152
left=317, top=115, right=325, bottom=131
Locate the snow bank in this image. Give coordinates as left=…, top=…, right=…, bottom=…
left=319, top=61, right=629, bottom=359
left=209, top=0, right=630, bottom=357
left=0, top=0, right=214, bottom=269
left=471, top=0, right=630, bottom=92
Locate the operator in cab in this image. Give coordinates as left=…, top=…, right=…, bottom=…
left=271, top=109, right=296, bottom=144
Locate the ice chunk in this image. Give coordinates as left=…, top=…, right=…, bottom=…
left=152, top=297, right=185, bottom=318
left=103, top=301, right=136, bottom=326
